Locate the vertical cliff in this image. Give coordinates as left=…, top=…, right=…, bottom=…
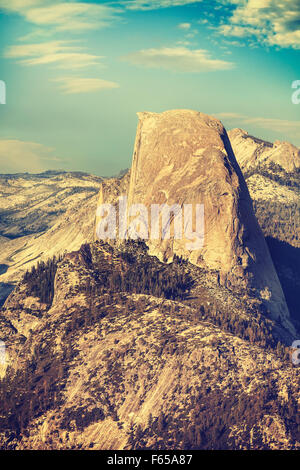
left=123, top=110, right=294, bottom=334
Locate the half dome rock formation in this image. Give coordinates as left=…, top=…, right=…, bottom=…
left=228, top=128, right=300, bottom=173
left=99, top=109, right=294, bottom=334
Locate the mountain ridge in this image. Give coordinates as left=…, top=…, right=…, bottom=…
left=0, top=240, right=298, bottom=449
left=228, top=128, right=300, bottom=173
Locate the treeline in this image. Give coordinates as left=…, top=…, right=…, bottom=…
left=0, top=289, right=296, bottom=447
left=81, top=243, right=194, bottom=301
left=23, top=255, right=63, bottom=305
left=0, top=299, right=111, bottom=445
left=81, top=241, right=291, bottom=357
left=190, top=301, right=291, bottom=362
left=0, top=345, right=66, bottom=441
left=244, top=162, right=300, bottom=189
left=253, top=199, right=300, bottom=247
left=128, top=386, right=300, bottom=449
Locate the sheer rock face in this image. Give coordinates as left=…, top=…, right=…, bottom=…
left=125, top=110, right=294, bottom=333
left=228, top=128, right=300, bottom=172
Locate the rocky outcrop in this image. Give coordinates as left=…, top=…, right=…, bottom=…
left=228, top=128, right=300, bottom=172
left=116, top=110, right=294, bottom=334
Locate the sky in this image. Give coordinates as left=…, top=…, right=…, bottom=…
left=0, top=0, right=299, bottom=176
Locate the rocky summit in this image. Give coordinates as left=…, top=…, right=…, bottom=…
left=228, top=128, right=300, bottom=173
left=101, top=110, right=294, bottom=335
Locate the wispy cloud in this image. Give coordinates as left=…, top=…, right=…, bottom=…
left=4, top=41, right=72, bottom=58
left=122, top=46, right=234, bottom=72
left=53, top=77, right=120, bottom=94
left=24, top=2, right=118, bottom=32
left=3, top=12, right=119, bottom=93
left=22, top=53, right=101, bottom=69
left=0, top=1, right=119, bottom=32
left=5, top=41, right=104, bottom=69
left=178, top=22, right=191, bottom=30
left=0, top=0, right=44, bottom=12
left=220, top=0, right=300, bottom=49
left=0, top=139, right=65, bottom=173
left=123, top=0, right=202, bottom=11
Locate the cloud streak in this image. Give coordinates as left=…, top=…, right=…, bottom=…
left=3, top=13, right=119, bottom=94
left=0, top=1, right=119, bottom=32
left=122, top=46, right=234, bottom=72
left=123, top=0, right=202, bottom=11
left=0, top=0, right=44, bottom=11
left=24, top=2, right=118, bottom=32
left=53, top=77, right=120, bottom=94
left=5, top=41, right=104, bottom=69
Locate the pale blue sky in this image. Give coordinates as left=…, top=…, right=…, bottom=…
left=0, top=0, right=299, bottom=175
